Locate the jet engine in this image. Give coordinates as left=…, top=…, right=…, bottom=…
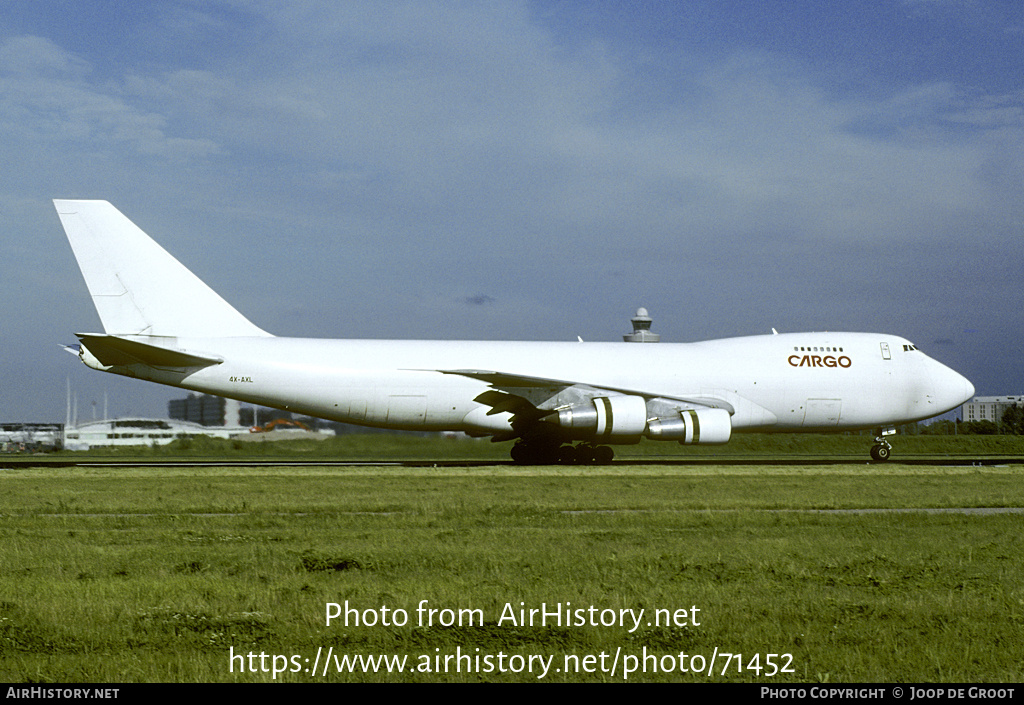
left=554, top=395, right=648, bottom=441
left=551, top=396, right=732, bottom=445
left=646, top=407, right=732, bottom=444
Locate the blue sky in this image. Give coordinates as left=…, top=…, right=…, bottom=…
left=2, top=1, right=1021, bottom=422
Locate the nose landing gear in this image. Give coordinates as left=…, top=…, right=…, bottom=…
left=870, top=426, right=896, bottom=462
left=870, top=441, right=891, bottom=461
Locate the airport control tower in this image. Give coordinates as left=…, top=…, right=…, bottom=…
left=623, top=307, right=660, bottom=343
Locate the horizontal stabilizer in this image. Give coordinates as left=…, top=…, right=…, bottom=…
left=76, top=334, right=223, bottom=369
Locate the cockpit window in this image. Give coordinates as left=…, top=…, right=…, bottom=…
left=902, top=344, right=919, bottom=352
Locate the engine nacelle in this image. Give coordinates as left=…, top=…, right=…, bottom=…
left=555, top=395, right=648, bottom=441
left=646, top=408, right=732, bottom=444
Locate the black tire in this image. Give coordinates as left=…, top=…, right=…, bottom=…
left=511, top=441, right=561, bottom=465
left=557, top=445, right=578, bottom=464
left=870, top=444, right=891, bottom=462
left=510, top=443, right=529, bottom=464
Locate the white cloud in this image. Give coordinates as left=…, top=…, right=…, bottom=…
left=0, top=35, right=225, bottom=160
left=0, top=35, right=90, bottom=77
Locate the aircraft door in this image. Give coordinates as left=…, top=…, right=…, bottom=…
left=803, top=398, right=842, bottom=427
left=386, top=394, right=427, bottom=425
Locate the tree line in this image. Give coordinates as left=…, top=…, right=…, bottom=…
left=916, top=404, right=1024, bottom=435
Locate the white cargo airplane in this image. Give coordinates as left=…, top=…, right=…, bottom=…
left=55, top=200, right=975, bottom=463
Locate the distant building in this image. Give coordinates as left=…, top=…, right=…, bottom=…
left=168, top=394, right=241, bottom=427
left=1, top=423, right=63, bottom=452
left=168, top=393, right=299, bottom=429
left=63, top=418, right=249, bottom=450
left=167, top=392, right=396, bottom=435
left=963, top=396, right=1023, bottom=425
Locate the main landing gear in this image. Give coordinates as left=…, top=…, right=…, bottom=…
left=870, top=426, right=896, bottom=462
left=510, top=441, right=615, bottom=465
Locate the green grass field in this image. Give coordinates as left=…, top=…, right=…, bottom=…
left=14, top=430, right=1024, bottom=465
left=2, top=446, right=1023, bottom=682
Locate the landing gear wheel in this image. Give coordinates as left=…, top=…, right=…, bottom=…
left=870, top=426, right=895, bottom=463
left=511, top=441, right=615, bottom=465
left=593, top=446, right=614, bottom=464
left=559, top=444, right=614, bottom=465
left=557, top=445, right=579, bottom=464
left=557, top=444, right=596, bottom=464
left=511, top=441, right=560, bottom=465
left=510, top=443, right=529, bottom=464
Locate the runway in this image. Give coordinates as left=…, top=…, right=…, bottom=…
left=3, top=456, right=1021, bottom=469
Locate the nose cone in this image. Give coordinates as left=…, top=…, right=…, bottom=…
left=933, top=363, right=975, bottom=415
left=961, top=374, right=976, bottom=405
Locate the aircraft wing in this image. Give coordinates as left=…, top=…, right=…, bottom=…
left=438, top=368, right=736, bottom=415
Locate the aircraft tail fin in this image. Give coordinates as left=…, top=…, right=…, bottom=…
left=54, top=200, right=271, bottom=338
